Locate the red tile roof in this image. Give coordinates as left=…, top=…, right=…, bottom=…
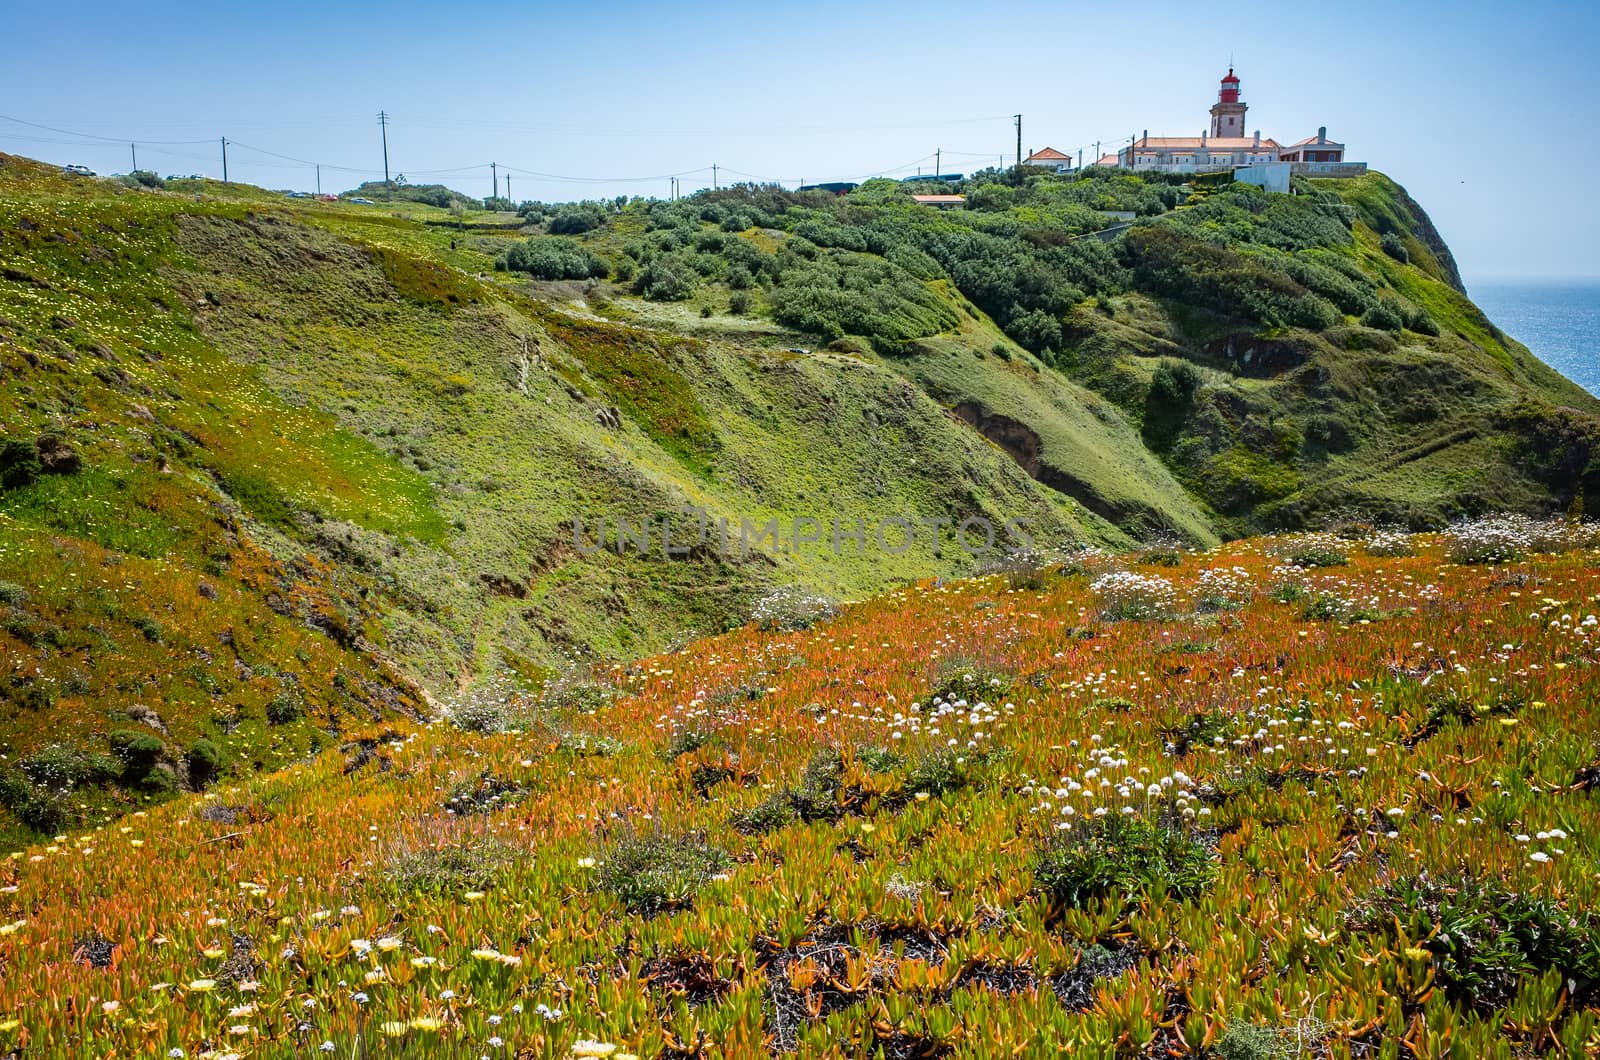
left=1026, top=147, right=1071, bottom=161
left=1288, top=133, right=1343, bottom=148
left=911, top=194, right=966, bottom=204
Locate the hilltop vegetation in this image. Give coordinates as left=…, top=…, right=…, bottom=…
left=0, top=150, right=1596, bottom=845
left=1, top=521, right=1598, bottom=1056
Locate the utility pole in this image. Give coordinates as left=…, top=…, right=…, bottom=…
left=1078, top=148, right=1083, bottom=169
left=935, top=148, right=941, bottom=179
left=316, top=164, right=321, bottom=196
left=1094, top=140, right=1101, bottom=167
left=378, top=111, right=390, bottom=184
left=505, top=174, right=512, bottom=202
left=221, top=137, right=229, bottom=184
left=1014, top=114, right=1023, bottom=184
left=130, top=143, right=137, bottom=173
left=491, top=161, right=497, bottom=200
left=712, top=163, right=718, bottom=190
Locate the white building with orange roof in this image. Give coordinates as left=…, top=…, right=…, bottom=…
left=1113, top=68, right=1361, bottom=177
left=1023, top=147, right=1073, bottom=171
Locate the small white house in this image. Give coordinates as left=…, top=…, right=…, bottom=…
left=1233, top=161, right=1291, bottom=194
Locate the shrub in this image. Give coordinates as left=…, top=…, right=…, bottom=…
left=1159, top=710, right=1231, bottom=755
left=388, top=835, right=519, bottom=894
left=1090, top=570, right=1176, bottom=621
left=1380, top=231, right=1409, bottom=263
left=728, top=289, right=751, bottom=315
left=0, top=438, right=41, bottom=491
left=187, top=739, right=223, bottom=787
left=749, top=585, right=837, bottom=632
left=1285, top=544, right=1347, bottom=568
left=1360, top=298, right=1405, bottom=332
left=1144, top=360, right=1202, bottom=449
left=1350, top=874, right=1600, bottom=1011
left=1213, top=1022, right=1299, bottom=1060
left=1440, top=514, right=1593, bottom=564
left=731, top=748, right=845, bottom=833
left=21, top=744, right=120, bottom=789
left=900, top=746, right=1001, bottom=798
left=501, top=237, right=609, bottom=280
left=0, top=580, right=26, bottom=606
left=592, top=828, right=730, bottom=914
left=927, top=658, right=1014, bottom=704
left=444, top=769, right=529, bottom=815
left=1363, top=529, right=1416, bottom=557
left=661, top=729, right=714, bottom=761
left=108, top=729, right=164, bottom=778
left=1034, top=814, right=1215, bottom=909
left=546, top=202, right=607, bottom=235
left=1194, top=566, right=1252, bottom=612
left=637, top=256, right=698, bottom=301
left=0, top=767, right=65, bottom=832
left=768, top=252, right=959, bottom=353
left=266, top=693, right=303, bottom=726
left=444, top=674, right=536, bottom=733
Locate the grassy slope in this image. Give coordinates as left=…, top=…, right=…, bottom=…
left=1, top=533, right=1597, bottom=1056
left=1064, top=173, right=1600, bottom=535
left=0, top=155, right=1142, bottom=841
left=2, top=154, right=1594, bottom=845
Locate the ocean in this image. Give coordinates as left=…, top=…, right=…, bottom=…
left=1468, top=281, right=1600, bottom=397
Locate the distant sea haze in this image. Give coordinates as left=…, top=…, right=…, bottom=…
left=1470, top=280, right=1600, bottom=396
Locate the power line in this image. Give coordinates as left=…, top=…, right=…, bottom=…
left=0, top=113, right=214, bottom=145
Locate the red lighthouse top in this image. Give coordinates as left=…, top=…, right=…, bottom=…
left=1218, top=67, right=1241, bottom=103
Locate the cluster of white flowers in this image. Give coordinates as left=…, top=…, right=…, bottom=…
left=749, top=585, right=838, bottom=632
left=883, top=688, right=1013, bottom=749
left=1362, top=529, right=1417, bottom=557
left=1019, top=741, right=1205, bottom=828
left=1442, top=514, right=1600, bottom=565
left=1194, top=566, right=1254, bottom=611
left=441, top=672, right=535, bottom=734
left=1090, top=570, right=1176, bottom=621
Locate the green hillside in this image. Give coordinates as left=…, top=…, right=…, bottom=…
left=0, top=152, right=1594, bottom=845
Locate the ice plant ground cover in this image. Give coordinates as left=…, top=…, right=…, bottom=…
left=2, top=530, right=1600, bottom=1057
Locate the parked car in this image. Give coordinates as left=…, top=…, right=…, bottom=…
left=286, top=191, right=311, bottom=199
left=62, top=164, right=95, bottom=176
left=349, top=197, right=375, bottom=205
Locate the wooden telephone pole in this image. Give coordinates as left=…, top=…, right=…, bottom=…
left=378, top=111, right=390, bottom=184
left=1014, top=114, right=1023, bottom=183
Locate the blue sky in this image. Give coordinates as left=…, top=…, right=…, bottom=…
left=5, top=0, right=1597, bottom=280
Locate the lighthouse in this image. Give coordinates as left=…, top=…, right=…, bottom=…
left=1209, top=68, right=1247, bottom=139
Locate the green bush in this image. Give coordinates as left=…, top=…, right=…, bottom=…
left=1380, top=231, right=1410, bottom=263
left=108, top=729, right=164, bottom=778
left=0, top=767, right=65, bottom=832
left=1360, top=298, right=1405, bottom=332
left=1144, top=360, right=1201, bottom=449
left=266, top=694, right=303, bottom=726
left=188, top=739, right=223, bottom=787
left=0, top=438, right=41, bottom=491
left=547, top=202, right=607, bottom=235
left=637, top=255, right=699, bottom=301
left=728, top=289, right=751, bottom=315
left=1034, top=814, right=1215, bottom=909
left=592, top=828, right=730, bottom=914
left=501, top=237, right=609, bottom=280
left=388, top=836, right=518, bottom=894
left=1350, top=875, right=1600, bottom=1011
left=21, top=744, right=120, bottom=789
left=768, top=251, right=959, bottom=353
left=0, top=580, right=26, bottom=606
